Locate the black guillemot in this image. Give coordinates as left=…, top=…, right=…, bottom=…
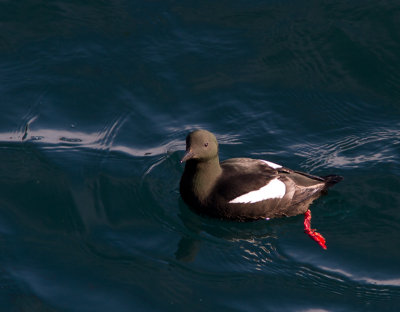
left=179, top=130, right=343, bottom=248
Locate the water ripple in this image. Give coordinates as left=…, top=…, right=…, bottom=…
left=292, top=125, right=400, bottom=170
left=0, top=126, right=183, bottom=159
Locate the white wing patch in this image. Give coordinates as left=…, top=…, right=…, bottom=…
left=259, top=160, right=282, bottom=169
left=229, top=178, right=286, bottom=204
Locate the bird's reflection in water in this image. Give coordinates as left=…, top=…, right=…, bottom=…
left=174, top=199, right=297, bottom=262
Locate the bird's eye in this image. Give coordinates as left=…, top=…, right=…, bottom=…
left=204, top=142, right=209, bottom=147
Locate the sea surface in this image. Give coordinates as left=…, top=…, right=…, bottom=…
left=1, top=1, right=400, bottom=311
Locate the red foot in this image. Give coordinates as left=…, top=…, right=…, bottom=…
left=304, top=210, right=327, bottom=250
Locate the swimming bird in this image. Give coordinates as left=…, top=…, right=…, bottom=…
left=179, top=129, right=343, bottom=248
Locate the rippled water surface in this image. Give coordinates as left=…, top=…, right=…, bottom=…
left=1, top=1, right=400, bottom=311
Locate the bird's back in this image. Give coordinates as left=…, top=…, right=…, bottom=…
left=206, top=158, right=338, bottom=220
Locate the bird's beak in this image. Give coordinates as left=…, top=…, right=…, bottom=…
left=180, top=149, right=194, bottom=163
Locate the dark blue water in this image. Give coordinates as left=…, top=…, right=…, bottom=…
left=1, top=1, right=400, bottom=311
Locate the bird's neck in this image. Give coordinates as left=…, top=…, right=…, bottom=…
left=185, top=156, right=222, bottom=201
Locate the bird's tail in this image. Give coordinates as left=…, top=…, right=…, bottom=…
left=322, top=175, right=343, bottom=188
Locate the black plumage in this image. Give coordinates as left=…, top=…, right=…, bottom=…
left=180, top=130, right=342, bottom=221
